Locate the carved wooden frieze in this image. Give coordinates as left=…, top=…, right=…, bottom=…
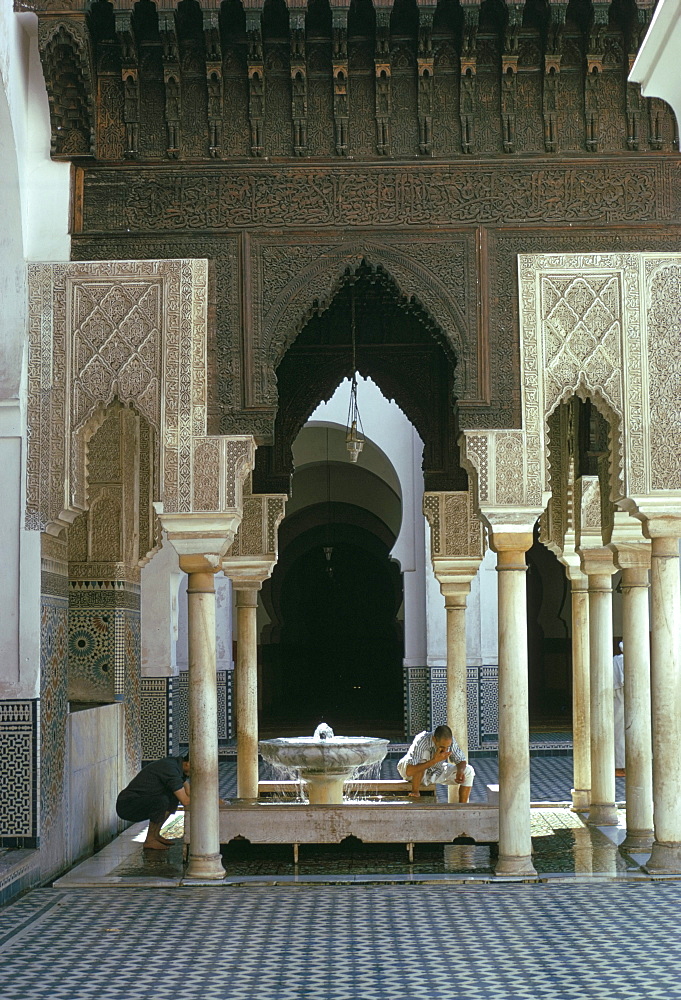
left=75, top=159, right=681, bottom=233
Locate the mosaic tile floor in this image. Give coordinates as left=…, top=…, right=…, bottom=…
left=3, top=881, right=681, bottom=999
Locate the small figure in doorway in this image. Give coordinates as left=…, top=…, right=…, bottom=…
left=613, top=641, right=625, bottom=777
left=397, top=725, right=475, bottom=801
left=116, top=753, right=190, bottom=849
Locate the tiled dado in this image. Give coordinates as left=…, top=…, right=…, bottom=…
left=0, top=701, right=39, bottom=846
left=140, top=677, right=180, bottom=763
left=403, top=665, right=499, bottom=751
left=68, top=580, right=141, bottom=703
left=176, top=670, right=233, bottom=752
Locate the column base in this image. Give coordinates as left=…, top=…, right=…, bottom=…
left=186, top=852, right=226, bottom=880
left=571, top=788, right=590, bottom=811
left=495, top=855, right=537, bottom=877
left=645, top=841, right=681, bottom=874
left=586, top=802, right=619, bottom=826
left=621, top=829, right=654, bottom=852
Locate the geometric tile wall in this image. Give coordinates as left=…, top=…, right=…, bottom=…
left=176, top=670, right=233, bottom=752
left=0, top=701, right=38, bottom=843
left=140, top=676, right=180, bottom=762
left=403, top=664, right=499, bottom=752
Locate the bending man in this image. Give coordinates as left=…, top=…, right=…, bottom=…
left=397, top=725, right=475, bottom=801
left=116, top=753, right=190, bottom=849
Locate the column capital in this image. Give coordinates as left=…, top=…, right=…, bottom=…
left=609, top=511, right=651, bottom=572
left=578, top=546, right=617, bottom=578
left=486, top=522, right=535, bottom=555
left=433, top=556, right=482, bottom=605
left=223, top=554, right=277, bottom=590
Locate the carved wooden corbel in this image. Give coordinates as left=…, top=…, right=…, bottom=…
left=501, top=19, right=519, bottom=154
left=116, top=12, right=139, bottom=159
left=459, top=10, right=477, bottom=155
left=290, top=12, right=308, bottom=157
left=542, top=13, right=563, bottom=154
left=205, top=11, right=224, bottom=158
left=332, top=7, right=349, bottom=156
left=38, top=19, right=96, bottom=158
left=585, top=12, right=607, bottom=153
left=374, top=8, right=391, bottom=156
left=246, top=10, right=265, bottom=157
left=417, top=7, right=435, bottom=156
left=159, top=12, right=181, bottom=158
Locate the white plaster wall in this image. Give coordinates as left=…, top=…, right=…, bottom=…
left=140, top=535, right=182, bottom=677
left=67, top=703, right=124, bottom=865
left=173, top=572, right=234, bottom=675
left=0, top=2, right=70, bottom=700
left=309, top=375, right=429, bottom=666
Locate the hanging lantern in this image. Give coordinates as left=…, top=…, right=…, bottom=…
left=345, top=287, right=365, bottom=462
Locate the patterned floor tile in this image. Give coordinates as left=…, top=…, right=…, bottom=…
left=1, top=882, right=681, bottom=999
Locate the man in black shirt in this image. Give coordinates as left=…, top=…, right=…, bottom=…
left=116, top=754, right=190, bottom=849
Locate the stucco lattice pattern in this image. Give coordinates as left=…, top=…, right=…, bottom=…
left=540, top=272, right=623, bottom=415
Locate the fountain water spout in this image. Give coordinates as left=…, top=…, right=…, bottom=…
left=314, top=722, right=335, bottom=741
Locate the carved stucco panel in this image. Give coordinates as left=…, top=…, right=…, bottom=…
left=461, top=429, right=542, bottom=512
left=645, top=261, right=681, bottom=491
left=423, top=491, right=484, bottom=559
left=26, top=258, right=254, bottom=532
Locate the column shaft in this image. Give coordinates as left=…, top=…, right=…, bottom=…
left=236, top=589, right=259, bottom=800
left=647, top=537, right=681, bottom=871
left=621, top=567, right=653, bottom=847
left=445, top=598, right=468, bottom=804
left=496, top=549, right=535, bottom=875
left=571, top=580, right=591, bottom=809
left=586, top=573, right=618, bottom=826
left=186, top=570, right=224, bottom=879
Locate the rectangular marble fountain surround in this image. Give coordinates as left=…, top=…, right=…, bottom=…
left=184, top=802, right=500, bottom=853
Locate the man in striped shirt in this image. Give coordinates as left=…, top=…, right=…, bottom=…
left=397, top=725, right=475, bottom=801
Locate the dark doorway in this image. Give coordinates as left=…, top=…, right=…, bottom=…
left=526, top=531, right=572, bottom=728
left=260, top=516, right=404, bottom=737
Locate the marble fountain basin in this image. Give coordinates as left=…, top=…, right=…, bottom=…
left=259, top=736, right=390, bottom=804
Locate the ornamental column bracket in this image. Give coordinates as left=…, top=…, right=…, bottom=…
left=221, top=474, right=287, bottom=588
left=423, top=490, right=485, bottom=588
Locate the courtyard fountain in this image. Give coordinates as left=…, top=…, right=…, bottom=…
left=259, top=723, right=390, bottom=804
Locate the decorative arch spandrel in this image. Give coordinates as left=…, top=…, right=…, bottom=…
left=255, top=237, right=472, bottom=409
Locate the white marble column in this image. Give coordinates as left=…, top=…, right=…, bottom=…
left=235, top=587, right=260, bottom=800
left=492, top=530, right=536, bottom=876
left=442, top=584, right=470, bottom=804
left=580, top=549, right=618, bottom=827
left=646, top=531, right=681, bottom=872
left=615, top=548, right=653, bottom=849
left=569, top=572, right=591, bottom=810
left=184, top=566, right=225, bottom=879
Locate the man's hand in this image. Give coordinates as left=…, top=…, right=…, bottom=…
left=454, top=763, right=467, bottom=784
left=432, top=745, right=451, bottom=765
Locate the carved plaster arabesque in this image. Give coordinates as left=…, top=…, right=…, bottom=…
left=26, top=259, right=256, bottom=543
left=519, top=253, right=681, bottom=516
left=423, top=491, right=484, bottom=560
